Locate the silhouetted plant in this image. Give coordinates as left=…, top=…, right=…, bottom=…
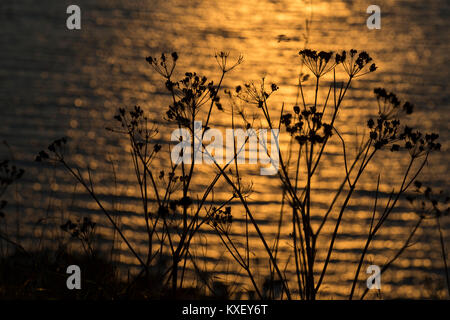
left=0, top=160, right=24, bottom=218
left=226, top=48, right=442, bottom=300
left=36, top=51, right=248, bottom=298
left=34, top=48, right=444, bottom=300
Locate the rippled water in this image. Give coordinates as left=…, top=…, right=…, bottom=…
left=0, top=0, right=449, bottom=299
